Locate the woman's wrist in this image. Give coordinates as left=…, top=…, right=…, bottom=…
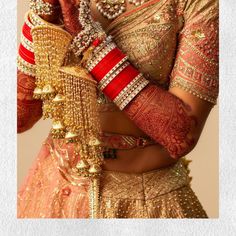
left=17, top=9, right=64, bottom=77
left=67, top=0, right=149, bottom=110
left=17, top=12, right=36, bottom=77
left=82, top=37, right=149, bottom=110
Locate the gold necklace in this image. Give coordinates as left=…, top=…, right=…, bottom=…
left=95, top=0, right=150, bottom=20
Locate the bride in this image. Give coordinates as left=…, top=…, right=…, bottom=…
left=17, top=0, right=218, bottom=218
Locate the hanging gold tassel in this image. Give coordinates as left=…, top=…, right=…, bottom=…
left=31, top=24, right=104, bottom=218
left=31, top=24, right=71, bottom=139
left=60, top=66, right=103, bottom=218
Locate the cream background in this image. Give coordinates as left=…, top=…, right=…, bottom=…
left=17, top=0, right=219, bottom=218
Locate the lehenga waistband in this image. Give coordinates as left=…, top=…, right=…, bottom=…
left=100, top=159, right=191, bottom=200
left=45, top=133, right=192, bottom=200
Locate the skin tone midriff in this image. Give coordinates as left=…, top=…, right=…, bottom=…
left=89, top=1, right=179, bottom=173
left=99, top=111, right=179, bottom=173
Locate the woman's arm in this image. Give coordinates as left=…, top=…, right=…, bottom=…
left=124, top=0, right=219, bottom=159
left=57, top=0, right=218, bottom=159
left=17, top=71, right=42, bottom=133
left=17, top=0, right=61, bottom=133
left=124, top=84, right=213, bottom=159
left=80, top=0, right=218, bottom=159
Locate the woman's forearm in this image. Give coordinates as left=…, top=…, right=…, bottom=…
left=80, top=35, right=214, bottom=160
left=40, top=0, right=217, bottom=160
left=17, top=70, right=42, bottom=133
left=123, top=84, right=198, bottom=159
left=17, top=1, right=63, bottom=133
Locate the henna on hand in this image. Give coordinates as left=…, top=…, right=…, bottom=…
left=124, top=84, right=198, bottom=159
left=17, top=70, right=42, bottom=133
left=46, top=0, right=59, bottom=4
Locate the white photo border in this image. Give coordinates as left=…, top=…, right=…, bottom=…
left=0, top=0, right=235, bottom=235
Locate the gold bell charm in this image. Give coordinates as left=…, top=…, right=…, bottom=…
left=33, top=87, right=43, bottom=99
left=42, top=84, right=55, bottom=94
left=33, top=87, right=43, bottom=95
left=88, top=165, right=102, bottom=175
left=88, top=137, right=101, bottom=146
left=52, top=120, right=64, bottom=129
left=42, top=84, right=55, bottom=99
left=53, top=94, right=65, bottom=103
left=75, top=160, right=90, bottom=177
left=65, top=131, right=78, bottom=139
left=76, top=160, right=89, bottom=170
left=65, top=131, right=79, bottom=143
left=51, top=120, right=65, bottom=139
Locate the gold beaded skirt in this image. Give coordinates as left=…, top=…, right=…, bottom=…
left=17, top=136, right=208, bottom=218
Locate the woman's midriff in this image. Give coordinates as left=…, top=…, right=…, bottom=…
left=99, top=111, right=178, bottom=173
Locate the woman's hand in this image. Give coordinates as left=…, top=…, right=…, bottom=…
left=35, top=0, right=82, bottom=33
left=57, top=0, right=82, bottom=36
left=39, top=0, right=61, bottom=23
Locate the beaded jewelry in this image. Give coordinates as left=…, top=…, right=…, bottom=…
left=95, top=0, right=150, bottom=20
left=70, top=0, right=107, bottom=57
left=70, top=23, right=105, bottom=57
left=83, top=40, right=149, bottom=110
left=31, top=24, right=104, bottom=218
left=29, top=0, right=60, bottom=16
left=75, top=0, right=149, bottom=110
left=17, top=10, right=64, bottom=77
left=17, top=13, right=36, bottom=76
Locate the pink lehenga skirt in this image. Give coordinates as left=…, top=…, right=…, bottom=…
left=17, top=135, right=208, bottom=218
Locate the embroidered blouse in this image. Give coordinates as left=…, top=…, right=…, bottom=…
left=97, top=0, right=218, bottom=112
left=17, top=0, right=219, bottom=130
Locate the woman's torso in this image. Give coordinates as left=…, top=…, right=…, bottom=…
left=88, top=0, right=186, bottom=172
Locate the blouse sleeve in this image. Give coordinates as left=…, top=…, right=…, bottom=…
left=169, top=0, right=219, bottom=104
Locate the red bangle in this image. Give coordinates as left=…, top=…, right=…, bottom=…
left=22, top=15, right=34, bottom=42
left=22, top=23, right=33, bottom=42
left=18, top=13, right=35, bottom=65
left=83, top=38, right=149, bottom=110
left=103, top=64, right=140, bottom=100
left=23, top=22, right=31, bottom=35
left=17, top=12, right=36, bottom=76
left=91, top=48, right=125, bottom=80
left=19, top=44, right=35, bottom=65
